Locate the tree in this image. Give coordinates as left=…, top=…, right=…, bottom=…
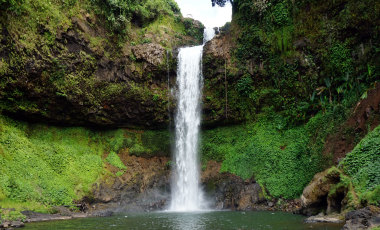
left=211, top=0, right=232, bottom=7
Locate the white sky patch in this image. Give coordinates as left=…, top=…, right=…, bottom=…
left=174, top=0, right=232, bottom=27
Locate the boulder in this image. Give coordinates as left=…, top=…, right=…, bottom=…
left=300, top=167, right=349, bottom=216
left=132, top=44, right=166, bottom=66
left=343, top=206, right=380, bottom=230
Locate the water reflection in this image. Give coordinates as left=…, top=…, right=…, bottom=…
left=24, top=211, right=343, bottom=230
left=169, top=212, right=205, bottom=230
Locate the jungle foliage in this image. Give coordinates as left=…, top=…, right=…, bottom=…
left=204, top=0, right=379, bottom=201
left=214, top=0, right=379, bottom=125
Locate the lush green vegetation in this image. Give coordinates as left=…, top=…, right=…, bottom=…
left=202, top=108, right=346, bottom=198
left=0, top=209, right=26, bottom=224
left=0, top=115, right=169, bottom=212
left=201, top=0, right=379, bottom=203
left=340, top=126, right=380, bottom=205
left=90, top=0, right=180, bottom=33
left=205, top=0, right=379, bottom=125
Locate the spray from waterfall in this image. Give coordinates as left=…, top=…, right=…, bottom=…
left=169, top=28, right=215, bottom=212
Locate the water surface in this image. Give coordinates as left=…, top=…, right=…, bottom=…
left=24, top=211, right=343, bottom=230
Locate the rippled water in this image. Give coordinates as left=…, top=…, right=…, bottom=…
left=24, top=211, right=343, bottom=230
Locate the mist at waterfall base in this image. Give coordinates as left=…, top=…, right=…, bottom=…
left=169, top=28, right=215, bottom=212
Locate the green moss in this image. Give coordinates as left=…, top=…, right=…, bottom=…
left=115, top=171, right=125, bottom=177
left=106, top=151, right=126, bottom=170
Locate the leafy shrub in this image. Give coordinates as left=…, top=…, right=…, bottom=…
left=236, top=75, right=253, bottom=96
left=340, top=125, right=380, bottom=205
left=0, top=210, right=26, bottom=222
left=0, top=0, right=25, bottom=15
left=106, top=151, right=127, bottom=170
left=271, top=2, right=290, bottom=26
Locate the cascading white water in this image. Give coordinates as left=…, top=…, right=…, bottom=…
left=203, top=27, right=216, bottom=43
left=169, top=28, right=215, bottom=212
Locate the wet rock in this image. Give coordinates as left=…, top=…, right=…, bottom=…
left=201, top=161, right=266, bottom=211
left=21, top=211, right=72, bottom=222
left=343, top=206, right=380, bottom=230
left=10, top=221, right=24, bottom=228
left=238, top=183, right=266, bottom=210
left=89, top=210, right=114, bottom=217
left=52, top=206, right=72, bottom=216
left=0, top=222, right=10, bottom=228
left=304, top=213, right=344, bottom=224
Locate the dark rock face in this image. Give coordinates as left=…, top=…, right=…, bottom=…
left=201, top=161, right=266, bottom=211
left=343, top=206, right=380, bottom=230
left=85, top=159, right=270, bottom=213
left=206, top=174, right=266, bottom=210
left=88, top=155, right=171, bottom=213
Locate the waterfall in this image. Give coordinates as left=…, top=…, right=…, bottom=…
left=169, top=28, right=215, bottom=212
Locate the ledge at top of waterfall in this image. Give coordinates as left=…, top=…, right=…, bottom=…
left=169, top=28, right=215, bottom=212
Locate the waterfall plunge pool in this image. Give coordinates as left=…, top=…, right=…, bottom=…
left=23, top=211, right=343, bottom=230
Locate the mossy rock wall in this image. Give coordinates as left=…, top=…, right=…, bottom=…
left=0, top=0, right=204, bottom=128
